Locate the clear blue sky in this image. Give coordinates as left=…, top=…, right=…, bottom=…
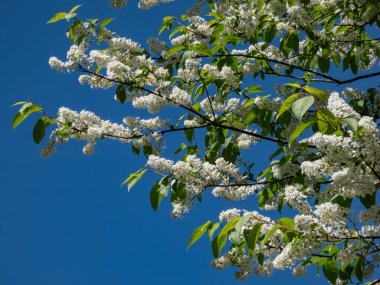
left=0, top=1, right=337, bottom=284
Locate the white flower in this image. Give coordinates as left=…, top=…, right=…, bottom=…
left=219, top=208, right=241, bottom=222
left=147, top=155, right=173, bottom=172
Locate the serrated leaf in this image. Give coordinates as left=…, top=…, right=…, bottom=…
left=324, top=15, right=336, bottom=31
left=287, top=33, right=299, bottom=54
left=33, top=117, right=56, bottom=144
left=285, top=83, right=301, bottom=89
left=69, top=5, right=81, bottom=14
left=323, top=259, right=339, bottom=284
left=121, top=168, right=147, bottom=191
left=12, top=105, right=43, bottom=129
left=245, top=223, right=262, bottom=256
left=101, top=18, right=113, bottom=28
left=212, top=234, right=227, bottom=258
left=340, top=117, right=358, bottom=132
left=235, top=213, right=252, bottom=235
left=116, top=84, right=127, bottom=103
left=292, top=96, right=314, bottom=121
left=207, top=222, right=220, bottom=240
left=302, top=257, right=320, bottom=267
left=276, top=93, right=299, bottom=121
left=190, top=44, right=212, bottom=56
left=150, top=176, right=171, bottom=211
left=318, top=56, right=330, bottom=74
left=277, top=217, right=295, bottom=228
left=260, top=225, right=280, bottom=249
left=302, top=86, right=328, bottom=103
left=219, top=217, right=241, bottom=237
left=184, top=128, right=194, bottom=142
left=187, top=220, right=211, bottom=249
left=289, top=119, right=316, bottom=146
left=331, top=195, right=352, bottom=209
left=354, top=256, right=364, bottom=282
left=150, top=181, right=162, bottom=211
left=359, top=193, right=376, bottom=209
left=47, top=12, right=67, bottom=24
left=167, top=45, right=185, bottom=57
left=264, top=23, right=276, bottom=44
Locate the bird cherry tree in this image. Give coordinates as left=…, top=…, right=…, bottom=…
left=13, top=0, right=380, bottom=284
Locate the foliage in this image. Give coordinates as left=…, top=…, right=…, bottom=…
left=13, top=0, right=380, bottom=284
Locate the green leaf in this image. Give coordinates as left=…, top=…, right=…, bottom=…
left=323, top=259, right=339, bottom=284
left=211, top=217, right=241, bottom=257
left=277, top=217, right=295, bottom=229
left=235, top=213, right=252, bottom=235
left=222, top=142, right=240, bottom=163
left=317, top=108, right=339, bottom=134
left=69, top=5, right=81, bottom=14
left=244, top=109, right=257, bottom=126
left=331, top=195, right=352, bottom=209
left=302, top=86, right=328, bottom=103
left=33, top=117, right=56, bottom=144
left=324, top=15, right=336, bottom=31
left=116, top=84, right=127, bottom=103
left=245, top=223, right=262, bottom=256
left=212, top=234, right=227, bottom=258
left=302, top=257, right=320, bottom=267
left=169, top=26, right=183, bottom=39
left=167, top=45, right=185, bottom=57
left=318, top=56, right=330, bottom=74
left=150, top=181, right=162, bottom=211
left=289, top=119, right=316, bottom=146
left=359, top=192, right=376, bottom=209
left=101, top=18, right=113, bottom=28
left=336, top=25, right=351, bottom=34
left=190, top=44, right=213, bottom=57
left=12, top=105, right=43, bottom=129
left=207, top=222, right=220, bottom=240
left=47, top=12, right=67, bottom=24
left=219, top=217, right=241, bottom=237
left=264, top=23, right=277, bottom=44
left=150, top=175, right=171, bottom=212
left=340, top=117, right=358, bottom=132
left=354, top=256, right=364, bottom=282
left=285, top=83, right=301, bottom=89
left=184, top=128, right=194, bottom=142
left=187, top=220, right=211, bottom=249
left=121, top=168, right=147, bottom=191
left=350, top=56, right=358, bottom=74
left=276, top=93, right=299, bottom=121
left=287, top=33, right=299, bottom=54
left=292, top=96, right=314, bottom=121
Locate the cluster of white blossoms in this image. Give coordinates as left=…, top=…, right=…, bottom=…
left=50, top=107, right=172, bottom=155
left=147, top=155, right=173, bottom=172
left=284, top=185, right=311, bottom=214
left=327, top=92, right=360, bottom=119
left=177, top=58, right=201, bottom=82
left=236, top=133, right=257, bottom=149
left=218, top=208, right=241, bottom=222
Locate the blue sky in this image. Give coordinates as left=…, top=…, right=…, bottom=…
left=0, top=1, right=356, bottom=284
